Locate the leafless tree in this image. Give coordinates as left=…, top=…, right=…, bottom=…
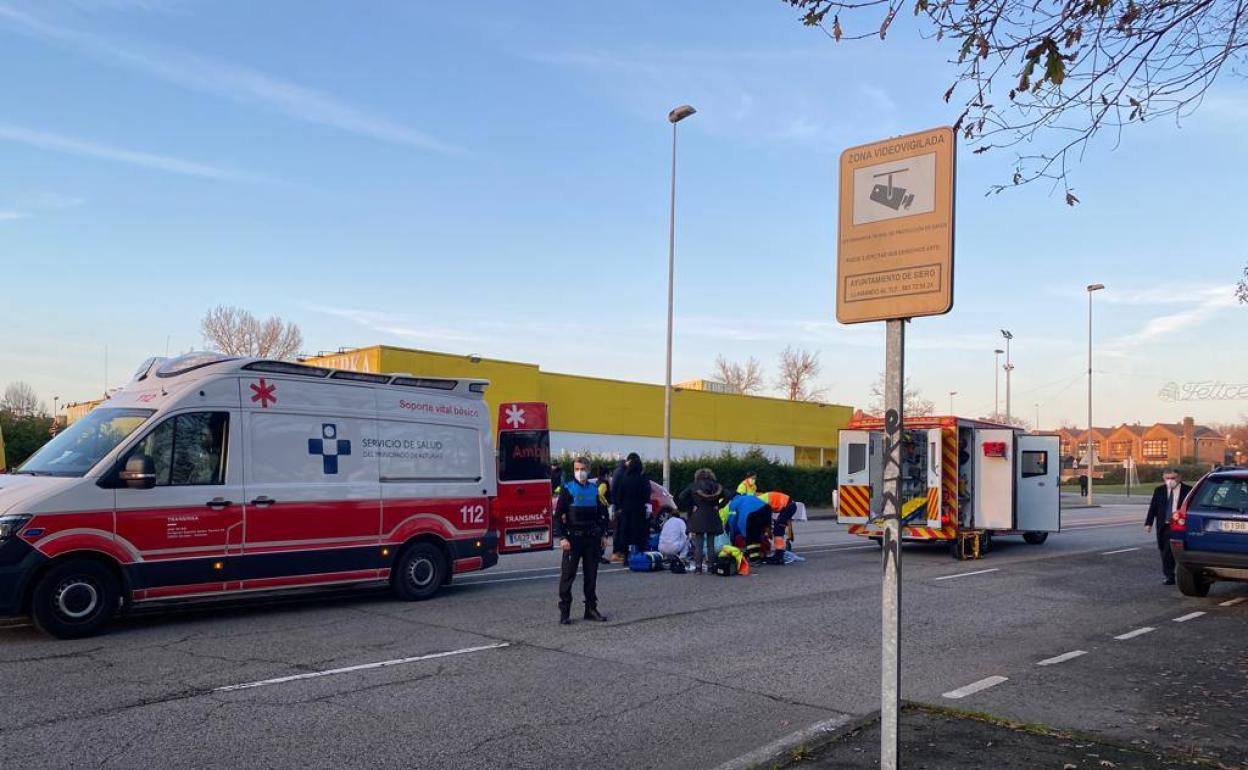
left=776, top=346, right=827, bottom=401
left=201, top=306, right=304, bottom=360
left=1237, top=264, right=1247, bottom=304
left=1, top=382, right=43, bottom=416
left=867, top=372, right=936, bottom=416
left=713, top=355, right=766, bottom=395
left=784, top=0, right=1247, bottom=202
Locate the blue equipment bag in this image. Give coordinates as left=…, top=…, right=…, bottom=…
left=628, top=551, right=665, bottom=572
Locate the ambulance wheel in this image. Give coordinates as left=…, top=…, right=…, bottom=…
left=392, top=543, right=447, bottom=601
left=1023, top=532, right=1049, bottom=545
left=30, top=559, right=119, bottom=639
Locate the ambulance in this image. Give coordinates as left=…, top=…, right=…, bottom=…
left=0, top=352, right=553, bottom=639
left=837, top=415, right=1060, bottom=558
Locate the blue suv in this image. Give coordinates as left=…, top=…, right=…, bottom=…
left=1170, top=468, right=1248, bottom=597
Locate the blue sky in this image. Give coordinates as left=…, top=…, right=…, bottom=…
left=1, top=0, right=1245, bottom=428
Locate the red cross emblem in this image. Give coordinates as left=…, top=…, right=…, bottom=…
left=249, top=378, right=277, bottom=408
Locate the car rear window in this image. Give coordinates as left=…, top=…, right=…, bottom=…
left=1190, top=477, right=1248, bottom=513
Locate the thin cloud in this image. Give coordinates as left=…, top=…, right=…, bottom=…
left=0, top=124, right=264, bottom=181
left=1104, top=285, right=1237, bottom=351
left=0, top=210, right=30, bottom=221
left=0, top=4, right=461, bottom=155
left=308, top=305, right=487, bottom=346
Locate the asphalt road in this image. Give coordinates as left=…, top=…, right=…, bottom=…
left=2, top=502, right=1243, bottom=770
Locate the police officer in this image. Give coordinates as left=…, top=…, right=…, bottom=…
left=555, top=456, right=609, bottom=625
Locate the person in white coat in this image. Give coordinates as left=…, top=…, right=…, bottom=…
left=657, top=510, right=690, bottom=561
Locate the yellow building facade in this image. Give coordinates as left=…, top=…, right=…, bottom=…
left=306, top=346, right=852, bottom=466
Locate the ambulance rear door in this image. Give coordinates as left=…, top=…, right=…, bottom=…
left=973, top=429, right=1015, bottom=530
left=1016, top=434, right=1060, bottom=533
left=837, top=430, right=871, bottom=524
left=494, top=402, right=554, bottom=553
left=925, top=428, right=946, bottom=530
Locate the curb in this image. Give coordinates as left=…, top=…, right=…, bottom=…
left=708, top=712, right=871, bottom=770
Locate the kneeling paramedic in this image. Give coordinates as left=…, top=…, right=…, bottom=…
left=555, top=457, right=609, bottom=625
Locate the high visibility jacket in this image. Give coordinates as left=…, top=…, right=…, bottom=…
left=736, top=478, right=757, bottom=496
left=727, top=494, right=768, bottom=539
left=758, top=491, right=791, bottom=511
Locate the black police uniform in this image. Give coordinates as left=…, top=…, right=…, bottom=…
left=555, top=477, right=609, bottom=623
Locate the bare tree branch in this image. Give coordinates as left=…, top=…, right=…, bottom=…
left=867, top=372, right=936, bottom=415
left=1, top=382, right=43, bottom=417
left=201, top=305, right=304, bottom=360
left=776, top=346, right=828, bottom=401
left=784, top=0, right=1247, bottom=198
left=713, top=355, right=766, bottom=394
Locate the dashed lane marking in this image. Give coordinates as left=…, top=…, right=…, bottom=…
left=1036, top=650, right=1087, bottom=667
left=1114, top=626, right=1156, bottom=641
left=942, top=675, right=1008, bottom=699
left=1219, top=597, right=1247, bottom=607
left=214, top=642, right=510, bottom=692
left=934, top=568, right=1000, bottom=582
left=1173, top=611, right=1206, bottom=623
left=1101, top=547, right=1141, bottom=555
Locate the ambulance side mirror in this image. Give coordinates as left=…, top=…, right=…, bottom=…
left=119, top=454, right=156, bottom=490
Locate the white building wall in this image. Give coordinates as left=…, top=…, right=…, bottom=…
left=550, top=431, right=794, bottom=463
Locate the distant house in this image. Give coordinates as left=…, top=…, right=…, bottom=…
left=64, top=398, right=105, bottom=425
left=1049, top=416, right=1227, bottom=467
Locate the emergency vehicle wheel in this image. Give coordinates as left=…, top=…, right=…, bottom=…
left=30, top=559, right=119, bottom=639
left=1023, top=532, right=1048, bottom=545
left=392, top=543, right=447, bottom=601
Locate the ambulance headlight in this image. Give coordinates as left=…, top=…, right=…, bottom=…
left=0, top=515, right=33, bottom=541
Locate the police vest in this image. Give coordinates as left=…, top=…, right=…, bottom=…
left=565, top=479, right=600, bottom=528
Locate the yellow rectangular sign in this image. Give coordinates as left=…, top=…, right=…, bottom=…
left=836, top=127, right=955, bottom=324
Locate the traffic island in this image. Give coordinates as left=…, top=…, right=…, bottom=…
left=771, top=705, right=1215, bottom=770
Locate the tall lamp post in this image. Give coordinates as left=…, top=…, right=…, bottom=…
left=948, top=390, right=957, bottom=415
left=1000, top=330, right=1014, bottom=424
left=1086, top=283, right=1105, bottom=504
left=663, top=104, right=696, bottom=490
left=993, top=348, right=1004, bottom=419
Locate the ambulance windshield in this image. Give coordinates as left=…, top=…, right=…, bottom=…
left=16, top=408, right=154, bottom=477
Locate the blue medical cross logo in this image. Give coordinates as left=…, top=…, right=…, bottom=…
left=308, top=423, right=351, bottom=474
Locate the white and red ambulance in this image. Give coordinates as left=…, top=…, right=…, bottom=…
left=0, top=352, right=553, bottom=638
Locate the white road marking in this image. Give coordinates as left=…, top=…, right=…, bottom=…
left=1173, top=611, right=1206, bottom=623
left=1036, top=650, right=1087, bottom=667
left=709, top=714, right=855, bottom=770
left=458, top=568, right=628, bottom=585
left=1114, top=626, right=1156, bottom=641
left=1100, top=547, right=1141, bottom=555
left=214, top=642, right=510, bottom=692
left=934, top=568, right=1000, bottom=582
left=1219, top=597, right=1247, bottom=607
left=942, top=675, right=1008, bottom=699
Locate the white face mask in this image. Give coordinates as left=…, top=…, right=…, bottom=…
left=574, top=470, right=589, bottom=483
left=1165, top=478, right=1178, bottom=489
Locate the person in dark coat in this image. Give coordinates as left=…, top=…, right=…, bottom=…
left=1145, top=469, right=1192, bottom=585
left=612, top=455, right=651, bottom=558
left=678, top=468, right=729, bottom=574
left=609, top=456, right=633, bottom=562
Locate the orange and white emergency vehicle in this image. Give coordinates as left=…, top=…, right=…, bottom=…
left=837, top=415, right=1060, bottom=558
left=0, top=352, right=553, bottom=638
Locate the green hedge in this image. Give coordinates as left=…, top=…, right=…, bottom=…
left=1062, top=463, right=1218, bottom=486
left=555, top=448, right=838, bottom=506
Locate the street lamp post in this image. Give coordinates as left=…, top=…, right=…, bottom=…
left=663, top=104, right=696, bottom=491
left=1086, top=283, right=1105, bottom=504
left=1001, top=330, right=1014, bottom=424
left=993, top=348, right=1004, bottom=419
left=949, top=390, right=957, bottom=415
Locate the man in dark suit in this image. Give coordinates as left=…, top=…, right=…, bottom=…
left=1145, top=469, right=1192, bottom=585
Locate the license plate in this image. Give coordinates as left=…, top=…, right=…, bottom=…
left=505, top=528, right=550, bottom=548
left=1213, top=520, right=1248, bottom=534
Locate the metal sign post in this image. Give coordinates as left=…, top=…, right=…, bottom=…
left=880, top=318, right=905, bottom=770
left=836, top=127, right=956, bottom=770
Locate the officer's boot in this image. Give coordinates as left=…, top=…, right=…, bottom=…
left=559, top=607, right=571, bottom=625
left=583, top=606, right=607, bottom=622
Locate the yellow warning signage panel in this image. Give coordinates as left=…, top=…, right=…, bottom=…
left=836, top=127, right=955, bottom=324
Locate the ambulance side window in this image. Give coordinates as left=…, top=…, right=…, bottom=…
left=127, top=412, right=229, bottom=486
left=847, top=444, right=867, bottom=476
left=1021, top=450, right=1048, bottom=478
